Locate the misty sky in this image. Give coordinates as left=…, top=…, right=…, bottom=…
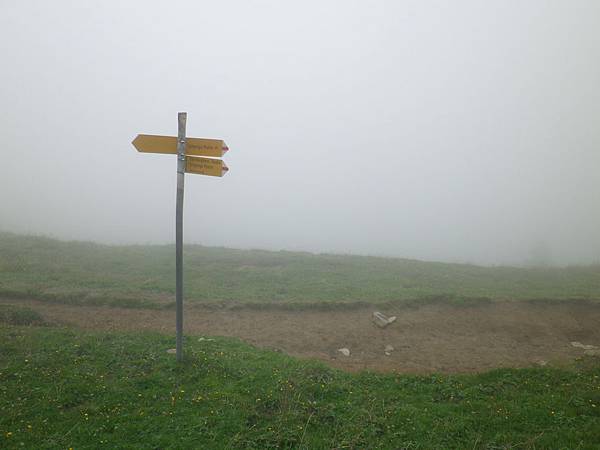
left=1, top=1, right=599, bottom=266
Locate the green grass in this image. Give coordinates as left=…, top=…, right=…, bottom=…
left=0, top=304, right=45, bottom=326
left=1, top=324, right=599, bottom=449
left=1, top=232, right=600, bottom=308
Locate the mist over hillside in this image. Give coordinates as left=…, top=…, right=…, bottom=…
left=1, top=1, right=599, bottom=266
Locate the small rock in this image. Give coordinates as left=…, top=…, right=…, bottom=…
left=166, top=348, right=176, bottom=354
left=571, top=342, right=598, bottom=351
left=373, top=311, right=395, bottom=328
left=338, top=348, right=351, bottom=357
left=373, top=312, right=389, bottom=328
left=384, top=345, right=394, bottom=356
left=198, top=337, right=215, bottom=342
left=536, top=360, right=547, bottom=367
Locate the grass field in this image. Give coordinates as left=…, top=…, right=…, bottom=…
left=2, top=235, right=600, bottom=448
left=1, top=232, right=600, bottom=308
left=1, top=317, right=600, bottom=449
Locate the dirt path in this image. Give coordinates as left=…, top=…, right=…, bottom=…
left=3, top=298, right=600, bottom=373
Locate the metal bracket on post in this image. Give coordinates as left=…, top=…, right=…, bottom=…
left=177, top=138, right=186, bottom=163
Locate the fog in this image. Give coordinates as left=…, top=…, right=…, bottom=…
left=1, top=1, right=599, bottom=266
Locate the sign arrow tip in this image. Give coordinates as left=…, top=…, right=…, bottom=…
left=132, top=135, right=142, bottom=151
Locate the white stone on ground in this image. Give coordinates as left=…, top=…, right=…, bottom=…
left=338, top=348, right=350, bottom=357
left=373, top=311, right=395, bottom=328
left=571, top=342, right=598, bottom=351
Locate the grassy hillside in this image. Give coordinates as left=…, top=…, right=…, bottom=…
left=1, top=322, right=600, bottom=449
left=1, top=232, right=600, bottom=308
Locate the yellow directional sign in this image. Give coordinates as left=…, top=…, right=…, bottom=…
left=185, top=156, right=229, bottom=177
left=132, top=134, right=228, bottom=157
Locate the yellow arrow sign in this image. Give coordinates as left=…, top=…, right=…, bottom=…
left=132, top=134, right=228, bottom=158
left=185, top=156, right=229, bottom=177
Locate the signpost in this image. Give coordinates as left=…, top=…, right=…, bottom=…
left=133, top=134, right=229, bottom=158
left=133, top=113, right=229, bottom=362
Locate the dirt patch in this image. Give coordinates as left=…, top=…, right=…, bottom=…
left=2, top=298, right=600, bottom=373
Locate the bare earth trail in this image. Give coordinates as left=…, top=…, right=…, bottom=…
left=3, top=298, right=600, bottom=373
